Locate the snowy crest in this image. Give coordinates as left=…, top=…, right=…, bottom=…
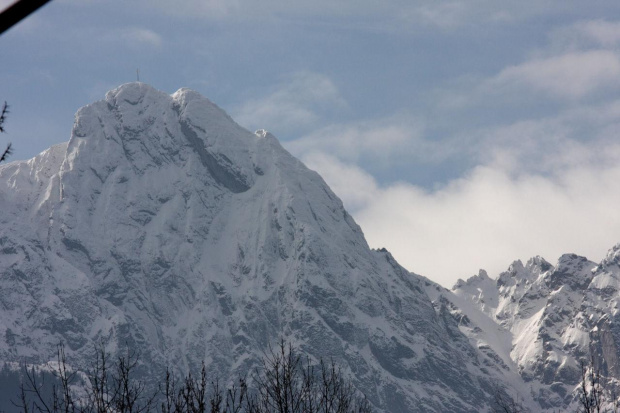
left=449, top=245, right=620, bottom=411
left=0, top=83, right=511, bottom=412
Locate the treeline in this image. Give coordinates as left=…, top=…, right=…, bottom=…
left=13, top=341, right=371, bottom=413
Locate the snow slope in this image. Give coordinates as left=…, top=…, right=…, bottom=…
left=0, top=83, right=510, bottom=412
left=449, top=247, right=620, bottom=411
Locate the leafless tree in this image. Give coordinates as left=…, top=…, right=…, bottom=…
left=0, top=102, right=11, bottom=163
left=579, top=357, right=603, bottom=413
left=14, top=365, right=51, bottom=413
left=245, top=340, right=371, bottom=413
left=12, top=341, right=370, bottom=413
left=159, top=363, right=248, bottom=413
left=13, top=344, right=154, bottom=413
left=13, top=345, right=79, bottom=413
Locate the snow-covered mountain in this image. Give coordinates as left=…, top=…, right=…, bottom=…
left=0, top=83, right=513, bottom=412
left=444, top=245, right=620, bottom=411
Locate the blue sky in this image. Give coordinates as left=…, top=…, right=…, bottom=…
left=3, top=0, right=620, bottom=287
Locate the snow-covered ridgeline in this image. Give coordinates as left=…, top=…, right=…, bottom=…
left=0, top=83, right=516, bottom=412
left=447, top=244, right=620, bottom=411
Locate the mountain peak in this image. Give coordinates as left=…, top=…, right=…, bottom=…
left=106, top=82, right=164, bottom=104
left=601, top=243, right=620, bottom=269
left=453, top=268, right=489, bottom=290
left=525, top=255, right=553, bottom=275
left=68, top=83, right=260, bottom=195
left=171, top=86, right=206, bottom=103
left=0, top=83, right=511, bottom=412
left=553, top=253, right=595, bottom=278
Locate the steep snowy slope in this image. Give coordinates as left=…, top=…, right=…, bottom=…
left=0, top=83, right=506, bottom=412
left=449, top=246, right=620, bottom=411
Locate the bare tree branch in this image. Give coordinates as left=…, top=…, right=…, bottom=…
left=0, top=102, right=8, bottom=133
left=0, top=102, right=11, bottom=163
left=0, top=0, right=54, bottom=36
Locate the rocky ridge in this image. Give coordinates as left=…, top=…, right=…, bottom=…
left=447, top=244, right=620, bottom=410
left=0, top=83, right=512, bottom=412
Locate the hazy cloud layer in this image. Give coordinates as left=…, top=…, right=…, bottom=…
left=550, top=20, right=620, bottom=50
left=144, top=0, right=620, bottom=30
left=435, top=19, right=620, bottom=111
left=278, top=20, right=620, bottom=286
left=233, top=72, right=347, bottom=137
left=287, top=115, right=429, bottom=164
left=100, top=27, right=163, bottom=49
left=488, top=51, right=620, bottom=100
left=301, top=136, right=620, bottom=288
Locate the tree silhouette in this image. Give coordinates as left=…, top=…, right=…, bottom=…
left=0, top=102, right=10, bottom=163
left=12, top=342, right=372, bottom=413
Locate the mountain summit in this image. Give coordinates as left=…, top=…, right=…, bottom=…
left=449, top=246, right=620, bottom=411
left=0, top=83, right=504, bottom=412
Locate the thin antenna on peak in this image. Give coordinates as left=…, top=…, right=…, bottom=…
left=137, top=68, right=140, bottom=82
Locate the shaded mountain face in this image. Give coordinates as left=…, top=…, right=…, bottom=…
left=448, top=245, right=620, bottom=411
left=0, top=83, right=505, bottom=412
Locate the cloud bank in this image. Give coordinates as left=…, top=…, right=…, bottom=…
left=277, top=20, right=620, bottom=287
left=300, top=140, right=620, bottom=288
left=233, top=72, right=347, bottom=137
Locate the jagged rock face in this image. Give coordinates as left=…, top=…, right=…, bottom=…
left=449, top=246, right=620, bottom=411
left=0, top=83, right=503, bottom=412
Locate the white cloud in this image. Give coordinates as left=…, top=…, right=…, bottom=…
left=578, top=20, right=620, bottom=46
left=233, top=72, right=346, bottom=137
left=476, top=100, right=620, bottom=175
left=148, top=0, right=240, bottom=19
left=287, top=115, right=431, bottom=165
left=141, top=0, right=613, bottom=30
left=413, top=2, right=471, bottom=30
left=290, top=97, right=620, bottom=178
left=124, top=28, right=163, bottom=48
left=294, top=97, right=620, bottom=288
left=146, top=0, right=384, bottom=21
left=304, top=146, right=620, bottom=288
left=435, top=22, right=620, bottom=109
left=551, top=20, right=620, bottom=50
left=102, top=27, right=162, bottom=49
left=487, top=50, right=620, bottom=100
left=406, top=0, right=546, bottom=29
left=435, top=50, right=620, bottom=107
left=403, top=2, right=620, bottom=30
left=302, top=152, right=379, bottom=211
